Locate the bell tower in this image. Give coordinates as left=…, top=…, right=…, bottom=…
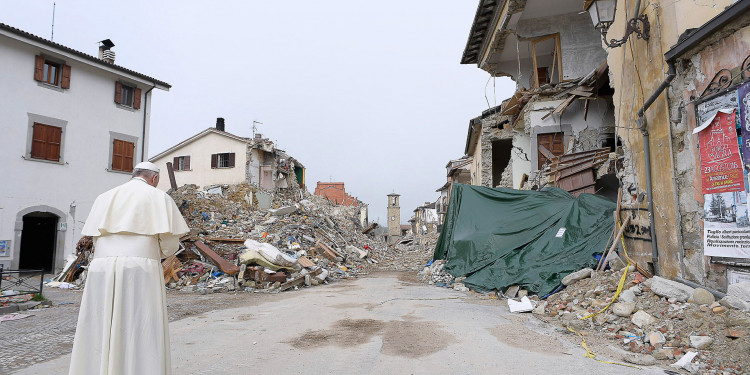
left=387, top=193, right=401, bottom=244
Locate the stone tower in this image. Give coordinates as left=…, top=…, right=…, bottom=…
left=387, top=193, right=401, bottom=244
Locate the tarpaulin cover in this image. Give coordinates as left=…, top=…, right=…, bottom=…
left=433, top=184, right=615, bottom=296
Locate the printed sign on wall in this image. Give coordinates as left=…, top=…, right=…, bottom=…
left=699, top=110, right=745, bottom=194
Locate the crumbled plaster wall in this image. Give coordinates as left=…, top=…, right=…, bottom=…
left=669, top=57, right=705, bottom=284
left=515, top=12, right=607, bottom=83
left=498, top=158, right=514, bottom=188
left=480, top=113, right=515, bottom=187
left=666, top=19, right=750, bottom=289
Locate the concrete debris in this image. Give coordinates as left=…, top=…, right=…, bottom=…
left=618, top=288, right=636, bottom=303
left=631, top=310, right=656, bottom=328
left=728, top=282, right=750, bottom=302
left=612, top=302, right=635, bottom=317
left=561, top=268, right=593, bottom=286
left=690, top=288, right=716, bottom=306
left=622, top=353, right=657, bottom=366
left=720, top=295, right=750, bottom=312
left=533, top=267, right=750, bottom=374
left=689, top=335, right=714, bottom=349
left=649, top=276, right=694, bottom=302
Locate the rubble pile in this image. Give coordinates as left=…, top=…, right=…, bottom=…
left=163, top=184, right=386, bottom=293
left=420, top=259, right=455, bottom=287
left=372, top=233, right=439, bottom=272
left=48, top=183, right=389, bottom=294
left=535, top=269, right=750, bottom=373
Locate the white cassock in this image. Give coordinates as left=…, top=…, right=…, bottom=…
left=69, top=177, right=189, bottom=375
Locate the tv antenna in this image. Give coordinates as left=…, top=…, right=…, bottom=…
left=252, top=120, right=262, bottom=138
left=51, top=3, right=56, bottom=41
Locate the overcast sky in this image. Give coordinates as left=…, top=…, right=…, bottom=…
left=2, top=1, right=515, bottom=224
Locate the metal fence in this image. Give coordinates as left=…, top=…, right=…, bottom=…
left=0, top=264, right=44, bottom=297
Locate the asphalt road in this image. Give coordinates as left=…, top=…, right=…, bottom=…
left=12, top=273, right=664, bottom=374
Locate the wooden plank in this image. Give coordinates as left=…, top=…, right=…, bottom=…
left=280, top=268, right=322, bottom=291
left=194, top=240, right=240, bottom=275
left=166, top=162, right=178, bottom=190
left=205, top=238, right=246, bottom=243
left=298, top=256, right=315, bottom=268
left=162, top=255, right=183, bottom=284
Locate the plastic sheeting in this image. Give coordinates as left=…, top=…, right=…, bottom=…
left=433, top=184, right=615, bottom=296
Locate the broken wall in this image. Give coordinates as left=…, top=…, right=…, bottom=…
left=515, top=12, right=607, bottom=86
left=606, top=0, right=733, bottom=279
left=668, top=17, right=750, bottom=291
left=520, top=97, right=615, bottom=172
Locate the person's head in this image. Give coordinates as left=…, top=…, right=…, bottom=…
left=133, top=169, right=159, bottom=187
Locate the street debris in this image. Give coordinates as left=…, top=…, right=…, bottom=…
left=0, top=313, right=34, bottom=323
left=48, top=183, right=439, bottom=295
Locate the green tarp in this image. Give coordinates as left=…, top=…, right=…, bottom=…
left=433, top=183, right=616, bottom=296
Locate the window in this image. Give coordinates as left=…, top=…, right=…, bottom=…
left=173, top=156, right=191, bottom=171
left=211, top=152, right=235, bottom=169
left=531, top=34, right=562, bottom=88
left=114, top=82, right=142, bottom=109
left=111, top=139, right=135, bottom=172
left=30, top=123, right=62, bottom=162
left=391, top=216, right=395, bottom=221
left=34, top=55, right=70, bottom=89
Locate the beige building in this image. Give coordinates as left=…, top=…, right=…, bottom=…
left=150, top=119, right=248, bottom=191
left=150, top=118, right=306, bottom=193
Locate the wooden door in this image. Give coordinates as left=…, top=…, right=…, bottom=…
left=537, top=132, right=565, bottom=169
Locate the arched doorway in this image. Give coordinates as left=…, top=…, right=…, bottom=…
left=19, top=212, right=59, bottom=272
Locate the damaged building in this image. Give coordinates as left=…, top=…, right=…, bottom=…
left=461, top=0, right=618, bottom=196
left=459, top=0, right=750, bottom=293
left=150, top=118, right=306, bottom=194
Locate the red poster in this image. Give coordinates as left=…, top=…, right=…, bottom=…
left=700, top=110, right=745, bottom=194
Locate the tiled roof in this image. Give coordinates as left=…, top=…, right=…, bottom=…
left=0, top=22, right=170, bottom=89
left=461, top=0, right=502, bottom=65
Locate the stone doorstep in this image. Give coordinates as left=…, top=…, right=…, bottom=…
left=0, top=304, right=20, bottom=315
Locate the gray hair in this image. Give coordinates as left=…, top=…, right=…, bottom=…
left=132, top=169, right=158, bottom=179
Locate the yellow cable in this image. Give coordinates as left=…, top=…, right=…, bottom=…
left=567, top=327, right=642, bottom=369
left=581, top=218, right=631, bottom=320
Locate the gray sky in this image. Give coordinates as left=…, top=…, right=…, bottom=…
left=2, top=1, right=515, bottom=225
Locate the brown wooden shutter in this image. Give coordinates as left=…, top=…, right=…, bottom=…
left=30, top=123, right=62, bottom=162
left=47, top=126, right=62, bottom=161
left=61, top=64, right=71, bottom=89
left=211, top=154, right=218, bottom=169
left=114, top=82, right=122, bottom=104
left=30, top=123, right=46, bottom=159
left=34, top=55, right=44, bottom=81
left=133, top=87, right=142, bottom=109
left=228, top=153, right=235, bottom=168
left=173, top=157, right=180, bottom=170
left=124, top=141, right=134, bottom=172
left=112, top=139, right=122, bottom=170
left=185, top=156, right=191, bottom=170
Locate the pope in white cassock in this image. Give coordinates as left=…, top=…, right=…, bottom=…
left=69, top=162, right=189, bottom=375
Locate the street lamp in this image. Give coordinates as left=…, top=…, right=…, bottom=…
left=585, top=0, right=649, bottom=48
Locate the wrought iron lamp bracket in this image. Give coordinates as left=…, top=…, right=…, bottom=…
left=601, top=14, right=650, bottom=48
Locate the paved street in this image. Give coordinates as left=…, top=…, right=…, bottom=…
left=0, top=284, right=280, bottom=374
left=8, top=273, right=663, bottom=375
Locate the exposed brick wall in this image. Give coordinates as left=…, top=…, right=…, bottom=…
left=314, top=182, right=358, bottom=206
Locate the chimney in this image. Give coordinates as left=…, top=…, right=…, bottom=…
left=255, top=133, right=263, bottom=139
left=98, top=39, right=116, bottom=64
left=216, top=117, right=225, bottom=131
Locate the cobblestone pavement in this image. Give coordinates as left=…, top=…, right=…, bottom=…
left=0, top=286, right=284, bottom=374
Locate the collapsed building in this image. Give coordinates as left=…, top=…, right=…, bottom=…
left=149, top=118, right=306, bottom=195
left=461, top=0, right=618, bottom=199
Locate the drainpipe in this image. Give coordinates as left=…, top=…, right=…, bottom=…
left=141, top=83, right=157, bottom=162
left=635, top=61, right=676, bottom=276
